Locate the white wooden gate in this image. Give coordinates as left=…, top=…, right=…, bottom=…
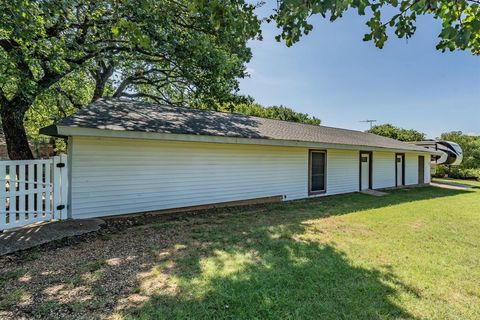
left=0, top=154, right=68, bottom=231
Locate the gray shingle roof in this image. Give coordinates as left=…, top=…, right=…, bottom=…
left=44, top=98, right=430, bottom=152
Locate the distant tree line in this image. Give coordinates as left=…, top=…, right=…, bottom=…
left=197, top=98, right=321, bottom=125
left=367, top=124, right=425, bottom=142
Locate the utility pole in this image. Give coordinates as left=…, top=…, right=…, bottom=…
left=360, top=119, right=377, bottom=129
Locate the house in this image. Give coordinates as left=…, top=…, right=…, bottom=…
left=40, top=99, right=436, bottom=220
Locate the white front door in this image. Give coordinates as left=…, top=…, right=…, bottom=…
left=396, top=155, right=403, bottom=186
left=360, top=153, right=370, bottom=190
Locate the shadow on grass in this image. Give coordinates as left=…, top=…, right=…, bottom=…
left=117, top=187, right=469, bottom=319
left=124, top=239, right=414, bottom=319
left=0, top=186, right=472, bottom=319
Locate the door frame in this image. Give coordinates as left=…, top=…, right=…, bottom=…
left=418, top=155, right=425, bottom=184
left=359, top=151, right=373, bottom=190
left=308, top=149, right=327, bottom=195
left=395, top=153, right=405, bottom=187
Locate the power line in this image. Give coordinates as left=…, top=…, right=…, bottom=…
left=360, top=119, right=377, bottom=129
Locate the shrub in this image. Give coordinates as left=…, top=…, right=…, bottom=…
left=433, top=165, right=480, bottom=180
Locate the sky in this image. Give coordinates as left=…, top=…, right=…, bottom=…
left=238, top=3, right=480, bottom=139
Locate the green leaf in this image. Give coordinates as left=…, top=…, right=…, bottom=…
left=111, top=26, right=120, bottom=36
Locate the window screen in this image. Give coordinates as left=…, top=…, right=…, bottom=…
left=310, top=151, right=326, bottom=192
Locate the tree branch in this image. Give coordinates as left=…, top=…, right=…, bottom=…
left=0, top=90, right=8, bottom=108
left=0, top=39, right=20, bottom=52
left=118, top=92, right=166, bottom=104
left=55, top=87, right=83, bottom=111
left=112, top=77, right=133, bottom=98
left=91, top=60, right=115, bottom=102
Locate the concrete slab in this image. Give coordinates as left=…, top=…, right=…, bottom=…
left=360, top=189, right=389, bottom=196
left=0, top=219, right=104, bottom=256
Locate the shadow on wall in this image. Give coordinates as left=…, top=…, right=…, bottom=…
left=0, top=186, right=471, bottom=319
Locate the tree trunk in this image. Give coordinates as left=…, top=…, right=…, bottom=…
left=91, top=60, right=115, bottom=102
left=0, top=106, right=34, bottom=160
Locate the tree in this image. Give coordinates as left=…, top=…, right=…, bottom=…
left=269, top=0, right=480, bottom=54
left=198, top=99, right=321, bottom=125
left=367, top=123, right=425, bottom=141
left=0, top=0, right=261, bottom=159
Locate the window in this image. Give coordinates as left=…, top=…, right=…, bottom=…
left=309, top=150, right=326, bottom=194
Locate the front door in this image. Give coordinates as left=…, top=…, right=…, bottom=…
left=396, top=154, right=404, bottom=186
left=418, top=156, right=425, bottom=184
left=360, top=153, right=371, bottom=190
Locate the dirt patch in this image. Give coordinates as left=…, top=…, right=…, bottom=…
left=0, top=203, right=275, bottom=319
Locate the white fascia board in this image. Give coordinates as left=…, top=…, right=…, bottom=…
left=55, top=125, right=438, bottom=155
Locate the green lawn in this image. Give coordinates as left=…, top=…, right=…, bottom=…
left=1, top=185, right=480, bottom=319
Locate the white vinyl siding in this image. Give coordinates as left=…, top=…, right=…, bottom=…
left=326, top=150, right=359, bottom=195
left=69, top=137, right=432, bottom=219
left=70, top=137, right=309, bottom=219
left=373, top=152, right=396, bottom=189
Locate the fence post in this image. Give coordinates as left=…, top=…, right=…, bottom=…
left=52, top=154, right=68, bottom=220
left=60, top=153, right=68, bottom=220
left=52, top=156, right=61, bottom=220
left=0, top=164, right=5, bottom=230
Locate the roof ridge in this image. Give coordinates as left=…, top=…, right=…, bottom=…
left=109, top=99, right=412, bottom=146
left=49, top=98, right=430, bottom=153
left=109, top=98, right=380, bottom=135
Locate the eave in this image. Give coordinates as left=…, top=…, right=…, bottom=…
left=40, top=125, right=441, bottom=155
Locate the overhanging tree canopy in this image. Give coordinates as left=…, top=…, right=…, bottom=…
left=2, top=0, right=478, bottom=159
left=271, top=0, right=480, bottom=54
left=0, top=0, right=261, bottom=159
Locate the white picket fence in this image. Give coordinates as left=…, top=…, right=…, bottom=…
left=0, top=155, right=68, bottom=231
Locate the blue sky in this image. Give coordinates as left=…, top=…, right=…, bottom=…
left=239, top=5, right=480, bottom=139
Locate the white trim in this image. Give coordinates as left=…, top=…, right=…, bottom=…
left=67, top=136, right=73, bottom=219
left=54, top=126, right=438, bottom=155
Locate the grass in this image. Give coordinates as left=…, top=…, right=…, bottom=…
left=0, top=269, right=26, bottom=285
left=0, top=289, right=26, bottom=311
left=120, top=186, right=480, bottom=320
left=78, top=259, right=106, bottom=273
left=1, top=185, right=480, bottom=319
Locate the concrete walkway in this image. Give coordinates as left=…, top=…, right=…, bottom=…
left=430, top=181, right=473, bottom=190
left=0, top=219, right=104, bottom=256
left=360, top=189, right=389, bottom=197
